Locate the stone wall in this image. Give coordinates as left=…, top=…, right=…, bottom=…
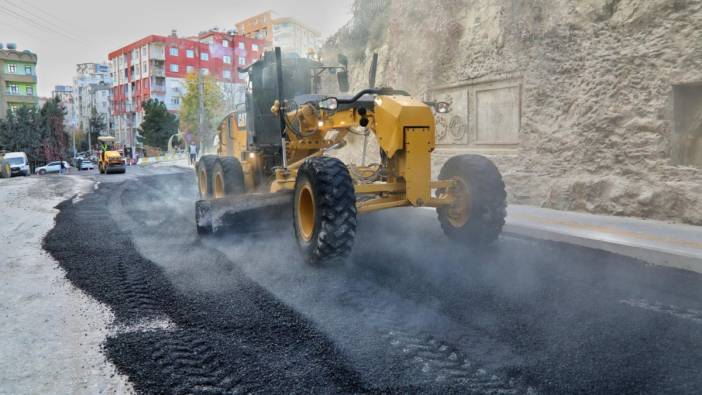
left=323, top=0, right=702, bottom=224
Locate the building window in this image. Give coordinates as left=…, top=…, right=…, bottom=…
left=26, top=86, right=33, bottom=96
left=223, top=70, right=232, bottom=79
left=171, top=97, right=180, bottom=105
left=142, top=62, right=147, bottom=73
left=238, top=42, right=245, bottom=50
left=142, top=46, right=147, bottom=57
left=201, top=52, right=209, bottom=61
left=201, top=68, right=209, bottom=75
left=238, top=72, right=247, bottom=80
left=169, top=47, right=179, bottom=56
left=252, top=43, right=259, bottom=51
left=8, top=64, right=16, bottom=73
left=238, top=57, right=246, bottom=66
left=186, top=65, right=194, bottom=74
left=24, top=65, right=32, bottom=75
left=9, top=84, right=18, bottom=94
left=222, top=39, right=229, bottom=47
left=223, top=55, right=231, bottom=64
left=170, top=64, right=179, bottom=72
left=186, top=49, right=194, bottom=58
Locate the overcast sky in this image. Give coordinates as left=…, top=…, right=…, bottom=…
left=0, top=0, right=354, bottom=96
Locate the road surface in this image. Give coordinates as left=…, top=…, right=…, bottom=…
left=33, top=166, right=702, bottom=393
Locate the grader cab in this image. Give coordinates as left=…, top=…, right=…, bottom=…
left=195, top=48, right=507, bottom=264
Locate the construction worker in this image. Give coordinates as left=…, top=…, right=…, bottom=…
left=101, top=141, right=109, bottom=163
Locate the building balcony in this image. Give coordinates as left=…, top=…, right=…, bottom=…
left=2, top=74, right=37, bottom=84
left=151, top=68, right=165, bottom=77
left=150, top=51, right=165, bottom=61
left=4, top=93, right=38, bottom=103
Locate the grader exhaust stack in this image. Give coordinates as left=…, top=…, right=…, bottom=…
left=194, top=47, right=507, bottom=264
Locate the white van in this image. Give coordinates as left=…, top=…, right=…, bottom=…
left=3, top=152, right=30, bottom=177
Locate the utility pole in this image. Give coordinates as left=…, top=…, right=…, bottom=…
left=198, top=69, right=205, bottom=154
left=72, top=127, right=76, bottom=158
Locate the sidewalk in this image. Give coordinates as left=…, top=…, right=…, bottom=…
left=505, top=205, right=702, bottom=274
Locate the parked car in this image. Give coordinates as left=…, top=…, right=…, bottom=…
left=2, top=152, right=30, bottom=177
left=36, top=161, right=72, bottom=175
left=79, top=159, right=95, bottom=170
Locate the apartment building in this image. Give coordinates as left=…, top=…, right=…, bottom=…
left=108, top=30, right=264, bottom=150
left=0, top=43, right=38, bottom=118
left=236, top=11, right=321, bottom=57
left=72, top=62, right=112, bottom=132
left=51, top=85, right=77, bottom=128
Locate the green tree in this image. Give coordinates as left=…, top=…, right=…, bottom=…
left=88, top=107, right=106, bottom=146
left=138, top=99, right=178, bottom=151
left=179, top=72, right=223, bottom=149
left=40, top=97, right=69, bottom=161
left=0, top=105, right=45, bottom=163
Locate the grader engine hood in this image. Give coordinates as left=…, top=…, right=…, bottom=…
left=373, top=95, right=436, bottom=158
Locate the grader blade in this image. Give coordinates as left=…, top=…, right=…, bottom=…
left=196, top=192, right=292, bottom=235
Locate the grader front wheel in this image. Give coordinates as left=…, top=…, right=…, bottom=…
left=437, top=154, right=507, bottom=247
left=293, top=157, right=357, bottom=265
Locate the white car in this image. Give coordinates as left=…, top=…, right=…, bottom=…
left=77, top=159, right=95, bottom=170
left=3, top=152, right=30, bottom=177
left=36, top=161, right=72, bottom=175
left=79, top=159, right=95, bottom=170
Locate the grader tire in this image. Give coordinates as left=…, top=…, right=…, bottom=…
left=196, top=155, right=218, bottom=199
left=212, top=157, right=245, bottom=198
left=437, top=154, right=506, bottom=247
left=293, top=157, right=357, bottom=265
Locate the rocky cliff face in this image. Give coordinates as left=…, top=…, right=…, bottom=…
left=324, top=0, right=702, bottom=224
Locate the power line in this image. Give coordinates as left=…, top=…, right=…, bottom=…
left=6, top=0, right=75, bottom=33
left=5, top=0, right=80, bottom=40
left=0, top=4, right=89, bottom=45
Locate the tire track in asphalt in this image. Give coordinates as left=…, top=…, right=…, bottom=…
left=117, top=173, right=526, bottom=392
left=45, top=173, right=366, bottom=394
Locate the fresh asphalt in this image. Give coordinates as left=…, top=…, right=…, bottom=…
left=43, top=168, right=702, bottom=393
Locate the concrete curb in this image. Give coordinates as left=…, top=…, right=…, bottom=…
left=138, top=153, right=187, bottom=166
left=420, top=206, right=702, bottom=274
left=503, top=224, right=702, bottom=274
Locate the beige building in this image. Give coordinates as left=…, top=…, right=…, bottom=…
left=236, top=11, right=321, bottom=57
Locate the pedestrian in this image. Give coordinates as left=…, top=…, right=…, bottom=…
left=189, top=142, right=197, bottom=166
left=59, top=158, right=66, bottom=174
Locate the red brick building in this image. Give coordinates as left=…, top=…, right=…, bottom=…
left=108, top=30, right=264, bottom=151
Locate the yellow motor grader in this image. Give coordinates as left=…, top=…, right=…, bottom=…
left=195, top=48, right=506, bottom=264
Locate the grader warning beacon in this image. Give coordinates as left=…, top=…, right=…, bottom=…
left=195, top=48, right=507, bottom=264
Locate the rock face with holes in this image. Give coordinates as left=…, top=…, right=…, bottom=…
left=323, top=0, right=702, bottom=224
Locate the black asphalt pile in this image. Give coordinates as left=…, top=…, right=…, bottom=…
left=42, top=172, right=702, bottom=394
left=43, top=175, right=364, bottom=394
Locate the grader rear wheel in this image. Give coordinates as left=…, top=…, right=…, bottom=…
left=212, top=157, right=245, bottom=199
left=293, top=157, right=357, bottom=265
left=196, top=155, right=218, bottom=199
left=437, top=154, right=506, bottom=247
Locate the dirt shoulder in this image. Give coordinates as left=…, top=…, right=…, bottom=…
left=0, top=175, right=132, bottom=394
